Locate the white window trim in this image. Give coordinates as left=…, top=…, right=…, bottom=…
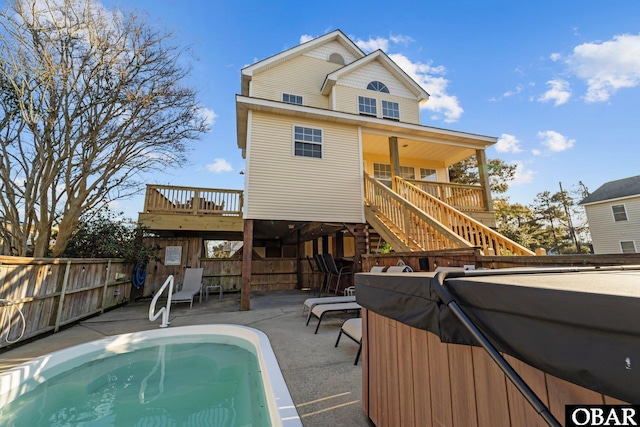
left=381, top=100, right=400, bottom=120
left=620, top=240, right=637, bottom=253
left=611, top=203, right=628, bottom=222
left=292, top=124, right=323, bottom=159
left=358, top=95, right=377, bottom=117
left=282, top=92, right=303, bottom=105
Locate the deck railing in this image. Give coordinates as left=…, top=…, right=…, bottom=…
left=393, top=177, right=534, bottom=256
left=364, top=174, right=471, bottom=251
left=404, top=179, right=486, bottom=212
left=143, top=185, right=243, bottom=216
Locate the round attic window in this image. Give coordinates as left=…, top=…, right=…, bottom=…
left=328, top=53, right=345, bottom=65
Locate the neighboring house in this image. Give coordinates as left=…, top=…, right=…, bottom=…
left=139, top=30, right=531, bottom=274
left=579, top=175, right=640, bottom=254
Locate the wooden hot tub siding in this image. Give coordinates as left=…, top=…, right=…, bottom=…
left=362, top=309, right=627, bottom=427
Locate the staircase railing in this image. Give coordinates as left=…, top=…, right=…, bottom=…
left=364, top=174, right=472, bottom=251
left=393, top=177, right=534, bottom=256
left=149, top=275, right=174, bottom=328
left=405, top=179, right=486, bottom=211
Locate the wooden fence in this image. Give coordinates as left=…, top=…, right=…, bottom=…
left=200, top=258, right=298, bottom=293
left=0, top=256, right=133, bottom=350
left=362, top=248, right=640, bottom=272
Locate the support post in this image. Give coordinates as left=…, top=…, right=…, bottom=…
left=389, top=136, right=400, bottom=191
left=476, top=149, right=493, bottom=211
left=240, top=219, right=254, bottom=311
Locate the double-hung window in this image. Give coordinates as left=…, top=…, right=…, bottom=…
left=373, top=163, right=391, bottom=180
left=420, top=168, right=437, bottom=182
left=283, top=93, right=303, bottom=105
left=399, top=166, right=415, bottom=180
left=612, top=204, right=628, bottom=222
left=382, top=100, right=400, bottom=120
left=358, top=96, right=377, bottom=116
left=294, top=126, right=322, bottom=158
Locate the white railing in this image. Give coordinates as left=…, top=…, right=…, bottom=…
left=149, top=275, right=174, bottom=328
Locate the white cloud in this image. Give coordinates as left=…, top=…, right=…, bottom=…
left=511, top=161, right=535, bottom=185
left=503, top=85, right=523, bottom=98
left=299, top=34, right=314, bottom=44
left=495, top=134, right=522, bottom=153
left=206, top=158, right=233, bottom=173
left=389, top=53, right=463, bottom=122
left=550, top=53, right=562, bottom=62
left=196, top=106, right=217, bottom=129
left=537, top=79, right=571, bottom=106
left=566, top=33, right=640, bottom=102
left=537, top=130, right=575, bottom=152
left=354, top=36, right=389, bottom=52
left=532, top=148, right=542, bottom=156
left=390, top=34, right=415, bottom=46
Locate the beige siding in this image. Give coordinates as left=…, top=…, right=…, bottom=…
left=246, top=111, right=364, bottom=223
left=334, top=86, right=421, bottom=124
left=251, top=55, right=338, bottom=108
left=363, top=153, right=447, bottom=181
left=302, top=40, right=360, bottom=64
left=584, top=196, right=640, bottom=254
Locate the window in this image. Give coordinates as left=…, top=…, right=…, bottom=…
left=294, top=126, right=322, bottom=158
left=358, top=96, right=377, bottom=116
left=621, top=241, right=636, bottom=253
left=612, top=204, right=628, bottom=222
left=399, top=166, right=415, bottom=180
left=382, top=100, right=400, bottom=120
left=282, top=93, right=303, bottom=105
left=367, top=81, right=389, bottom=93
left=420, top=168, right=437, bottom=181
left=328, top=53, right=345, bottom=65
left=373, top=163, right=391, bottom=180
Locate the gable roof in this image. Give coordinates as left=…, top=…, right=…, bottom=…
left=579, top=175, right=640, bottom=205
left=240, top=30, right=364, bottom=96
left=320, top=49, right=430, bottom=104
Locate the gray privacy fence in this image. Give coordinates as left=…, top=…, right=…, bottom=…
left=0, top=256, right=134, bottom=349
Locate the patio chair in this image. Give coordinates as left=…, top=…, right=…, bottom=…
left=314, top=254, right=329, bottom=296
left=335, top=318, right=363, bottom=365
left=172, top=268, right=204, bottom=309
left=323, top=253, right=352, bottom=295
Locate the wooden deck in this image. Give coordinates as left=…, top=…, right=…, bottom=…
left=138, top=185, right=244, bottom=234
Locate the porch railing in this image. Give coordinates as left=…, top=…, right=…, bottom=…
left=404, top=179, right=486, bottom=212
left=393, top=177, right=534, bottom=256
left=143, top=185, right=243, bottom=216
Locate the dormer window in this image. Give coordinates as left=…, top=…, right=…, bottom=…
left=367, top=81, right=389, bottom=93
left=328, top=53, right=345, bottom=65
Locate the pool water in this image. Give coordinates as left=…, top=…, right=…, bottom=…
left=0, top=340, right=271, bottom=427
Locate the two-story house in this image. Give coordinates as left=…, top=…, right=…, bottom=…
left=580, top=175, right=640, bottom=254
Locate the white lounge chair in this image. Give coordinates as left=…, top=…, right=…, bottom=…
left=306, top=302, right=361, bottom=334
left=172, top=268, right=203, bottom=309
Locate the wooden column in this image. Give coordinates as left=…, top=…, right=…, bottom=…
left=389, top=136, right=400, bottom=191
left=335, top=230, right=344, bottom=259
left=345, top=223, right=367, bottom=273
left=240, top=219, right=253, bottom=311
left=476, top=149, right=493, bottom=211
left=296, top=230, right=304, bottom=290
left=321, top=235, right=329, bottom=254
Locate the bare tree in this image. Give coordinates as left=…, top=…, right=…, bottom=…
left=0, top=0, right=210, bottom=257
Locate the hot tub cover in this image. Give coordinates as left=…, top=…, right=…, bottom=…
left=355, top=266, right=640, bottom=403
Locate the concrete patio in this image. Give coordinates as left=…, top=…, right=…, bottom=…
left=0, top=291, right=373, bottom=427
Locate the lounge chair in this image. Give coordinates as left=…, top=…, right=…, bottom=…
left=306, top=302, right=361, bottom=334
left=323, top=253, right=352, bottom=294
left=335, top=318, right=362, bottom=365
left=302, top=295, right=356, bottom=320
left=172, top=268, right=203, bottom=309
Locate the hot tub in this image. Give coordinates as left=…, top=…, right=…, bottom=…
left=0, top=324, right=302, bottom=426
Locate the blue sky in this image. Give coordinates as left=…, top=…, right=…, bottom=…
left=101, top=0, right=640, bottom=218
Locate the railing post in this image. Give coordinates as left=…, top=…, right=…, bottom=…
left=54, top=261, right=71, bottom=333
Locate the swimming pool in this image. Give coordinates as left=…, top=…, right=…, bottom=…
left=0, top=325, right=302, bottom=426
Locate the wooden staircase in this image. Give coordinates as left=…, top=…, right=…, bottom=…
left=363, top=174, right=534, bottom=256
